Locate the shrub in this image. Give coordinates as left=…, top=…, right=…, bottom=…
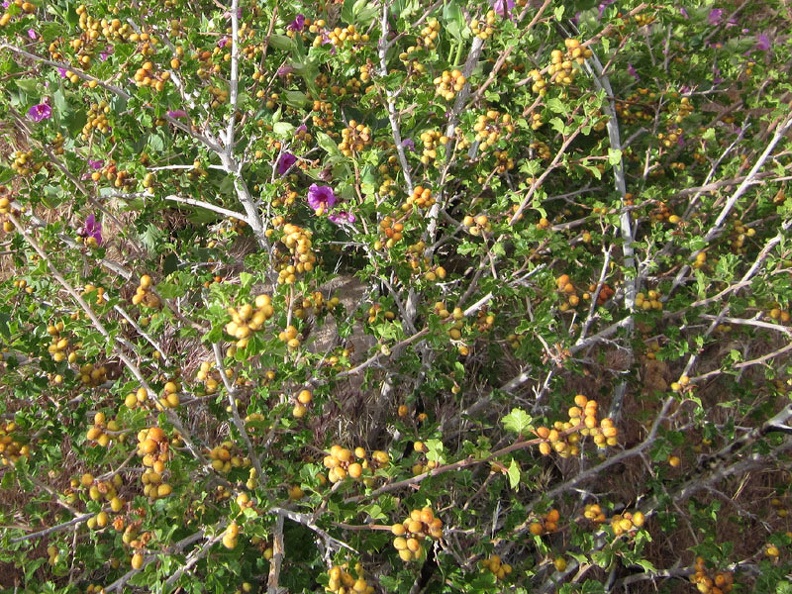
left=1, top=0, right=792, bottom=592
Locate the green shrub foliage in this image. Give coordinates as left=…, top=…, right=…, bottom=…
left=1, top=0, right=792, bottom=592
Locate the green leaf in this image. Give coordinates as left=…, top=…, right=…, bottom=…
left=269, top=34, right=294, bottom=51
left=546, top=97, right=568, bottom=115
left=554, top=5, right=565, bottom=21
left=283, top=90, right=307, bottom=109
left=316, top=131, right=344, bottom=161
left=273, top=122, right=295, bottom=137
left=607, top=148, right=622, bottom=166
left=507, top=458, right=521, bottom=489
left=443, top=0, right=464, bottom=43
left=502, top=409, right=533, bottom=434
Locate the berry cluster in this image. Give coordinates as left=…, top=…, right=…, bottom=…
left=376, top=215, right=405, bottom=250
left=0, top=0, right=35, bottom=26
left=225, top=294, right=275, bottom=348
left=404, top=185, right=435, bottom=210
left=276, top=223, right=316, bottom=284
left=0, top=421, right=29, bottom=466
left=47, top=322, right=76, bottom=364
left=689, top=557, right=734, bottom=594
left=547, top=39, right=592, bottom=86
left=157, top=380, right=181, bottom=409
left=555, top=273, right=580, bottom=311
left=326, top=563, right=374, bottom=594
left=391, top=507, right=443, bottom=561
left=434, top=69, right=466, bottom=101
left=277, top=324, right=302, bottom=350
left=82, top=283, right=107, bottom=303
left=81, top=101, right=111, bottom=141
left=411, top=440, right=439, bottom=475
left=124, top=386, right=151, bottom=409
left=322, top=445, right=389, bottom=484
left=768, top=306, right=792, bottom=324
left=419, top=18, right=440, bottom=48
left=78, top=472, right=125, bottom=516
left=133, top=60, right=170, bottom=91
left=529, top=69, right=547, bottom=96
left=131, top=275, right=161, bottom=308
left=535, top=394, right=618, bottom=456
left=222, top=522, right=240, bottom=549
left=528, top=508, right=560, bottom=535
left=462, top=214, right=491, bottom=236
left=196, top=361, right=221, bottom=394
left=473, top=110, right=514, bottom=151
left=610, top=510, right=645, bottom=536
left=728, top=217, right=756, bottom=254
left=208, top=441, right=250, bottom=474
left=292, top=388, right=313, bottom=419
left=324, top=24, right=369, bottom=49
left=136, top=427, right=173, bottom=498
left=339, top=120, right=372, bottom=157
left=479, top=554, right=513, bottom=580
left=670, top=374, right=690, bottom=393
left=583, top=503, right=606, bottom=523
left=86, top=411, right=120, bottom=447
left=635, top=290, right=662, bottom=311
left=419, top=129, right=448, bottom=165
left=11, top=150, right=42, bottom=176
left=470, top=11, right=497, bottom=40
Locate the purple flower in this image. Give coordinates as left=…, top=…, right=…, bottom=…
left=328, top=211, right=356, bottom=225
left=83, top=215, right=103, bottom=246
left=491, top=0, right=514, bottom=18
left=27, top=29, right=37, bottom=40
left=57, top=67, right=68, bottom=78
left=167, top=109, right=188, bottom=119
left=756, top=34, right=770, bottom=52
left=307, top=184, right=337, bottom=214
left=277, top=64, right=294, bottom=77
left=708, top=8, right=723, bottom=26
left=276, top=152, right=297, bottom=176
left=401, top=138, right=416, bottom=152
left=288, top=14, right=306, bottom=32
left=679, top=7, right=689, bottom=18
left=627, top=63, right=639, bottom=80
left=88, top=159, right=103, bottom=170
left=217, top=35, right=230, bottom=48
left=27, top=103, right=52, bottom=122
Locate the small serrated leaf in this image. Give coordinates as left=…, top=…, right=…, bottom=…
left=507, top=459, right=521, bottom=489
left=503, top=409, right=533, bottom=434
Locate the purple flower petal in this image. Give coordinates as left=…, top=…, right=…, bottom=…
left=708, top=8, right=723, bottom=26
left=167, top=109, right=188, bottom=119
left=83, top=214, right=103, bottom=246
left=401, top=138, right=416, bottom=152
left=27, top=103, right=52, bottom=122
left=288, top=14, right=306, bottom=32
left=307, top=183, right=337, bottom=213
left=27, top=29, right=37, bottom=40
left=276, top=152, right=297, bottom=176
left=756, top=33, right=770, bottom=52
left=627, top=63, right=639, bottom=80
left=490, top=0, right=515, bottom=18
left=88, top=159, right=104, bottom=170
left=328, top=211, right=356, bottom=224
